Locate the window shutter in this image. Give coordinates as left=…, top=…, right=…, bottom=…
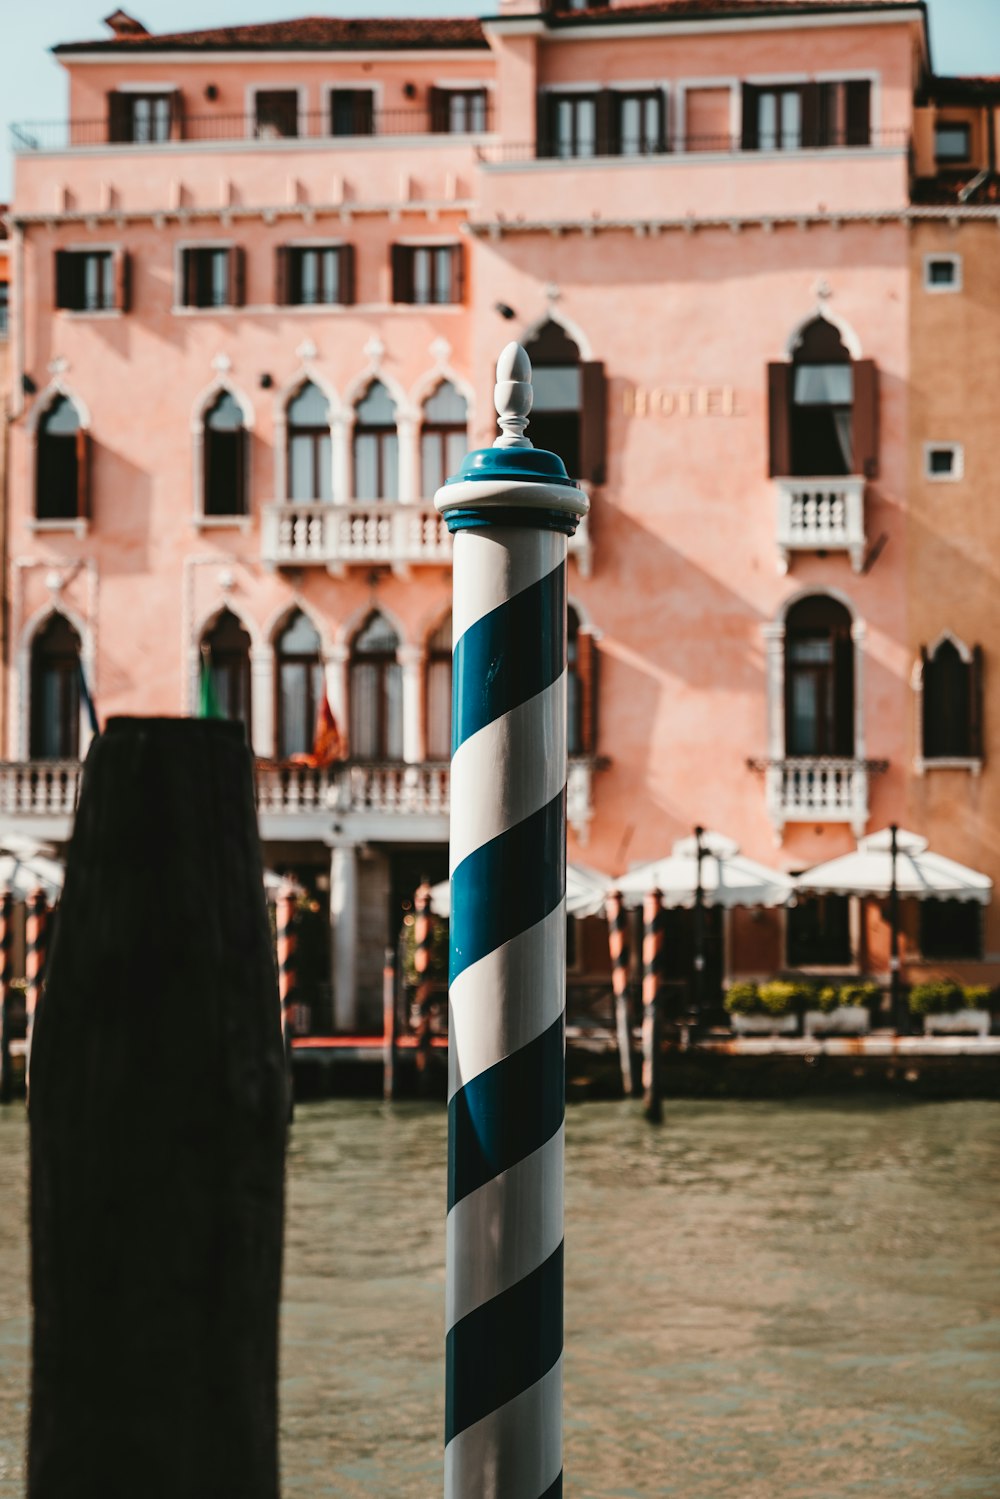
left=970, top=645, right=984, bottom=760
left=741, top=84, right=760, bottom=150
left=169, top=89, right=185, bottom=141
left=577, top=630, right=597, bottom=754
left=595, top=90, right=614, bottom=156
left=181, top=248, right=194, bottom=308
left=114, top=248, right=130, bottom=313
left=852, top=359, right=879, bottom=478
left=391, top=244, right=411, bottom=304
left=767, top=362, right=792, bottom=477
left=655, top=89, right=668, bottom=153
left=229, top=246, right=246, bottom=307
left=275, top=245, right=289, bottom=306
left=429, top=86, right=449, bottom=134
left=845, top=80, right=872, bottom=147
left=236, top=427, right=248, bottom=517
left=54, top=250, right=74, bottom=310
left=340, top=244, right=356, bottom=306
left=536, top=91, right=552, bottom=159
left=107, top=91, right=129, bottom=144
left=580, top=360, right=607, bottom=485
left=920, top=645, right=933, bottom=757
left=75, top=428, right=90, bottom=520
left=450, top=244, right=466, bottom=306
left=800, top=83, right=821, bottom=149
left=833, top=627, right=855, bottom=757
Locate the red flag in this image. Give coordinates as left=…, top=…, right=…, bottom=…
left=312, top=691, right=343, bottom=767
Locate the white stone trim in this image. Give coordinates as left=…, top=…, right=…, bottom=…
left=245, top=82, right=309, bottom=139
left=923, top=441, right=964, bottom=481
left=784, top=303, right=863, bottom=362
left=923, top=251, right=963, bottom=292
left=518, top=304, right=594, bottom=362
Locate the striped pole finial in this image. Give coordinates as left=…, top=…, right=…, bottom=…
left=25, top=887, right=49, bottom=1087
left=0, top=891, right=14, bottom=1103
left=276, top=882, right=297, bottom=1117
left=641, top=888, right=664, bottom=1124
left=436, top=342, right=589, bottom=1499
left=606, top=888, right=635, bottom=1097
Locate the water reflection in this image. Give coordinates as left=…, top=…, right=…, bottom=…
left=1, top=1099, right=998, bottom=1496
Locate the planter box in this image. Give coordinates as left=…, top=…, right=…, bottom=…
left=730, top=1012, right=798, bottom=1037
left=804, top=1005, right=870, bottom=1037
left=922, top=1009, right=990, bottom=1038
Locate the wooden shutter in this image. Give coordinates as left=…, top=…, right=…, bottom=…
left=580, top=361, right=607, bottom=485
left=970, top=645, right=984, bottom=760
left=75, top=428, right=90, bottom=520
left=391, top=244, right=412, bottom=304
left=741, top=84, right=760, bottom=150
left=275, top=245, right=289, bottom=306
left=852, top=359, right=879, bottom=478
left=817, top=81, right=837, bottom=147
left=54, top=250, right=74, bottom=310
left=114, top=248, right=130, bottom=312
left=229, top=246, right=246, bottom=308
left=169, top=89, right=185, bottom=141
left=107, top=91, right=130, bottom=144
left=450, top=244, right=465, bottom=305
left=833, top=627, right=855, bottom=757
left=235, top=427, right=248, bottom=517
left=595, top=90, right=614, bottom=156
left=919, top=645, right=931, bottom=758
left=845, top=80, right=872, bottom=147
left=577, top=630, right=597, bottom=754
left=767, top=363, right=792, bottom=477
left=429, top=86, right=449, bottom=134
left=181, top=249, right=194, bottom=308
left=800, top=83, right=821, bottom=149
left=339, top=244, right=356, bottom=306
left=357, top=89, right=374, bottom=135
left=536, top=91, right=552, bottom=159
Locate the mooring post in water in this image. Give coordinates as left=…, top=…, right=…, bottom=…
left=642, top=888, right=664, bottom=1124
left=28, top=718, right=286, bottom=1499
left=0, top=891, right=13, bottom=1103
left=413, top=878, right=434, bottom=1093
left=606, top=888, right=635, bottom=1098
left=24, top=886, right=48, bottom=1084
left=436, top=343, right=587, bottom=1499
left=383, top=945, right=397, bottom=1102
left=276, top=880, right=298, bottom=1117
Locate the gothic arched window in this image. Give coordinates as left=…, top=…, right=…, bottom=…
left=30, top=613, right=82, bottom=759
left=353, top=381, right=398, bottom=501
left=420, top=382, right=467, bottom=497
left=204, top=390, right=248, bottom=516
left=784, top=595, right=854, bottom=757
left=350, top=612, right=402, bottom=760
left=203, top=609, right=252, bottom=738
left=287, top=382, right=332, bottom=502
left=37, top=395, right=87, bottom=521
left=922, top=638, right=982, bottom=760
left=276, top=610, right=323, bottom=759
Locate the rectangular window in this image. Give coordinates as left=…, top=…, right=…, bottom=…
left=254, top=90, right=299, bottom=138
left=924, top=443, right=963, bottom=481
left=787, top=895, right=852, bottom=967
left=282, top=246, right=351, bottom=306
left=109, top=91, right=174, bottom=144
left=924, top=254, right=962, bottom=292
left=683, top=87, right=732, bottom=152
left=55, top=250, right=118, bottom=312
left=551, top=93, right=598, bottom=158
left=180, top=247, right=242, bottom=309
left=617, top=91, right=664, bottom=155
left=430, top=88, right=489, bottom=133
left=330, top=89, right=375, bottom=137
left=0, top=282, right=7, bottom=339
left=758, top=88, right=802, bottom=150
left=391, top=244, right=464, bottom=305
left=919, top=899, right=982, bottom=961
left=743, top=79, right=871, bottom=151
left=935, top=121, right=971, bottom=162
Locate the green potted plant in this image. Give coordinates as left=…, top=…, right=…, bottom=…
left=725, top=979, right=801, bottom=1036
left=804, top=979, right=877, bottom=1037
left=911, top=979, right=991, bottom=1037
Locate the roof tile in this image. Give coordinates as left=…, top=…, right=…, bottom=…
left=54, top=14, right=487, bottom=54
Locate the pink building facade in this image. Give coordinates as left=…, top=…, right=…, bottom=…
left=4, top=0, right=997, bottom=1027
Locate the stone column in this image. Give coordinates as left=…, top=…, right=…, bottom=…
left=398, top=644, right=425, bottom=764
left=325, top=644, right=350, bottom=749
left=251, top=647, right=274, bottom=759
left=330, top=843, right=358, bottom=1032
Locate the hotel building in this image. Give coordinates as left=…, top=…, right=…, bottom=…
left=3, top=0, right=998, bottom=1029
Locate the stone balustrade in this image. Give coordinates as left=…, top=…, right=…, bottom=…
left=775, top=476, right=866, bottom=574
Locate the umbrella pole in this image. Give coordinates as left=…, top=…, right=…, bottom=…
left=413, top=879, right=435, bottom=1097
left=606, top=889, right=635, bottom=1097
left=889, top=823, right=903, bottom=1034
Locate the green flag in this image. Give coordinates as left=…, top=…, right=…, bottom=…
left=198, top=648, right=224, bottom=720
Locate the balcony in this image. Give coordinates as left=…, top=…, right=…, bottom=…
left=749, top=757, right=887, bottom=839
left=261, top=502, right=592, bottom=575
left=775, top=477, right=866, bottom=575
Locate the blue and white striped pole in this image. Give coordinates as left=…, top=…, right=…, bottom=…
left=436, top=343, right=588, bottom=1499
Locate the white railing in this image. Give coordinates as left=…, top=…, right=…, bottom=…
left=255, top=761, right=451, bottom=817
left=775, top=477, right=866, bottom=575
left=0, top=761, right=82, bottom=816
left=567, top=758, right=595, bottom=843
left=261, top=502, right=452, bottom=572
left=764, top=757, right=870, bottom=837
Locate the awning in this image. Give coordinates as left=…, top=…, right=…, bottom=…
left=796, top=827, right=992, bottom=903
left=430, top=862, right=611, bottom=921
left=612, top=830, right=794, bottom=910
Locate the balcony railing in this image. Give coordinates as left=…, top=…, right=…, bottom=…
left=0, top=760, right=81, bottom=817
left=775, top=477, right=866, bottom=575
left=476, top=128, right=909, bottom=167
left=11, top=108, right=494, bottom=154
left=749, top=757, right=888, bottom=839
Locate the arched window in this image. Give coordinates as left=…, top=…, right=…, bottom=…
left=30, top=613, right=81, bottom=759
left=785, top=596, right=854, bottom=756
left=204, top=390, right=248, bottom=516
left=425, top=613, right=452, bottom=760
left=524, top=321, right=582, bottom=475
left=350, top=612, right=402, bottom=760
left=922, top=638, right=981, bottom=760
left=353, top=381, right=398, bottom=501
left=768, top=317, right=878, bottom=481
left=36, top=395, right=87, bottom=521
left=420, top=382, right=467, bottom=497
left=287, top=382, right=332, bottom=502
left=276, top=610, right=323, bottom=759
left=203, top=609, right=252, bottom=738
left=567, top=607, right=583, bottom=756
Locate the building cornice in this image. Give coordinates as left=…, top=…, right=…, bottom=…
left=466, top=204, right=1000, bottom=237
left=5, top=200, right=476, bottom=231
left=486, top=5, right=926, bottom=44
left=54, top=48, right=491, bottom=65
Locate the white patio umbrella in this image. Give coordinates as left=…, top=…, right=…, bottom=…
left=0, top=850, right=65, bottom=901
left=795, top=826, right=992, bottom=902
left=429, top=862, right=610, bottom=921
left=612, top=829, right=794, bottom=909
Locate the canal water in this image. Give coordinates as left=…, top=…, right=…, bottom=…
left=1, top=1098, right=998, bottom=1497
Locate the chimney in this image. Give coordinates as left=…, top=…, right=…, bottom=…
left=103, top=10, right=150, bottom=38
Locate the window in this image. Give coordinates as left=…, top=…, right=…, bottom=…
left=204, top=390, right=247, bottom=517
left=742, top=80, right=871, bottom=150
left=0, top=281, right=9, bottom=339
left=36, top=395, right=87, bottom=522
left=616, top=91, right=665, bottom=155
left=277, top=245, right=354, bottom=307
left=276, top=611, right=323, bottom=760
left=203, top=609, right=252, bottom=739
left=108, top=90, right=177, bottom=144
left=430, top=87, right=488, bottom=133
left=935, top=121, right=971, bottom=163
left=420, top=381, right=467, bottom=497
left=567, top=608, right=584, bottom=756
left=391, top=244, right=464, bottom=306
left=924, top=254, right=962, bottom=292
left=287, top=382, right=332, bottom=502
left=924, top=443, right=963, bottom=481
left=921, top=639, right=982, bottom=761
left=55, top=250, right=127, bottom=313
left=545, top=93, right=598, bottom=158
left=254, top=90, right=299, bottom=139
left=349, top=612, right=402, bottom=761
left=768, top=318, right=879, bottom=480
left=353, top=381, right=398, bottom=500
left=329, top=88, right=374, bottom=137
left=787, top=894, right=852, bottom=967
left=919, top=899, right=982, bottom=960
left=30, top=613, right=81, bottom=760
left=683, top=86, right=733, bottom=152
left=179, top=247, right=243, bottom=309
left=426, top=614, right=452, bottom=761
left=523, top=319, right=608, bottom=485
left=784, top=595, right=854, bottom=757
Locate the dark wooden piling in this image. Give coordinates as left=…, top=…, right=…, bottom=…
left=24, top=887, right=48, bottom=1085
left=412, top=879, right=434, bottom=1095
left=606, top=889, right=635, bottom=1097
left=0, top=891, right=13, bottom=1102
left=28, top=718, right=286, bottom=1499
left=641, top=888, right=663, bottom=1124
left=276, top=880, right=297, bottom=1119
left=383, top=945, right=398, bottom=1101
